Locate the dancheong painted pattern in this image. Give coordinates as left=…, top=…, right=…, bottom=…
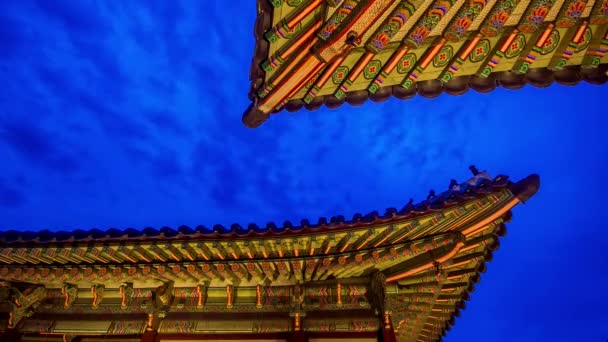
left=244, top=0, right=608, bottom=128
left=0, top=166, right=540, bottom=342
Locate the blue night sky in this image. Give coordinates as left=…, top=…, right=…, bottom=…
left=0, top=1, right=607, bottom=341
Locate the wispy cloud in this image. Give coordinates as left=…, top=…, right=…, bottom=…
left=1, top=1, right=607, bottom=340
left=1, top=0, right=605, bottom=234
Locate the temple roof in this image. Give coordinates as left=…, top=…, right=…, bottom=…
left=0, top=169, right=540, bottom=341
left=243, top=0, right=608, bottom=127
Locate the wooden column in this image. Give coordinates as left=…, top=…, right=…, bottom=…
left=288, top=312, right=306, bottom=342
left=379, top=311, right=397, bottom=342
left=288, top=330, right=306, bottom=342
left=141, top=311, right=161, bottom=342
left=141, top=330, right=157, bottom=342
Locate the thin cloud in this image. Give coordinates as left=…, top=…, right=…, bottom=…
left=0, top=179, right=25, bottom=208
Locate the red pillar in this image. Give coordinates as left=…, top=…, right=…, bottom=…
left=379, top=312, right=397, bottom=342
left=141, top=331, right=157, bottom=342
left=381, top=328, right=397, bottom=342
left=288, top=312, right=306, bottom=342
left=288, top=330, right=307, bottom=342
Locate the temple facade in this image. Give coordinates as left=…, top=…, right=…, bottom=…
left=0, top=169, right=539, bottom=342
left=243, top=0, right=608, bottom=127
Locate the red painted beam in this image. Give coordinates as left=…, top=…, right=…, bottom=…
left=0, top=329, right=23, bottom=342
left=379, top=315, right=397, bottom=342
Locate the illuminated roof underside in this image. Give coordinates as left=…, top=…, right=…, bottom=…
left=0, top=170, right=539, bottom=342
left=243, top=0, right=608, bottom=127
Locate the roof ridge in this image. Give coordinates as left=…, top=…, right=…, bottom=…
left=0, top=170, right=540, bottom=244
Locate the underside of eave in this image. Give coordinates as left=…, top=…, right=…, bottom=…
left=395, top=224, right=503, bottom=342
left=276, top=64, right=608, bottom=113
left=244, top=0, right=608, bottom=128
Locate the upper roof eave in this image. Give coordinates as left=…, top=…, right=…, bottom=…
left=243, top=0, right=608, bottom=128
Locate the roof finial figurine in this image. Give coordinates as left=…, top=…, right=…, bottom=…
left=449, top=179, right=458, bottom=189
left=400, top=198, right=414, bottom=214
left=469, top=165, right=480, bottom=176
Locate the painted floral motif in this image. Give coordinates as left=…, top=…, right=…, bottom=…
left=539, top=30, right=560, bottom=55
left=40, top=268, right=50, bottom=280
left=505, top=34, right=526, bottom=59
left=433, top=46, right=453, bottom=67
left=370, top=32, right=392, bottom=51
left=454, top=16, right=473, bottom=36
left=490, top=10, right=510, bottom=30
left=406, top=0, right=454, bottom=47
left=320, top=23, right=338, bottom=39
left=332, top=66, right=349, bottom=84
left=567, top=1, right=586, bottom=18
left=25, top=267, right=35, bottom=278
left=127, top=266, right=137, bottom=277
left=445, top=0, right=487, bottom=42
left=367, top=2, right=415, bottom=53
left=69, top=268, right=82, bottom=281
left=111, top=267, right=124, bottom=279
left=363, top=60, right=381, bottom=79
left=530, top=6, right=549, bottom=24
left=446, top=15, right=474, bottom=42
left=590, top=0, right=608, bottom=23
left=557, top=0, right=587, bottom=27
left=408, top=26, right=431, bottom=47
left=519, top=0, right=554, bottom=33
left=318, top=0, right=357, bottom=40
left=479, top=0, right=520, bottom=36
left=469, top=39, right=491, bottom=63
left=98, top=267, right=108, bottom=279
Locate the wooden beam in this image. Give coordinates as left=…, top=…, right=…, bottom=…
left=385, top=242, right=465, bottom=283
left=164, top=243, right=184, bottom=262
left=248, top=262, right=266, bottom=283
left=0, top=329, right=22, bottom=342
left=228, top=242, right=244, bottom=260
left=179, top=242, right=197, bottom=261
